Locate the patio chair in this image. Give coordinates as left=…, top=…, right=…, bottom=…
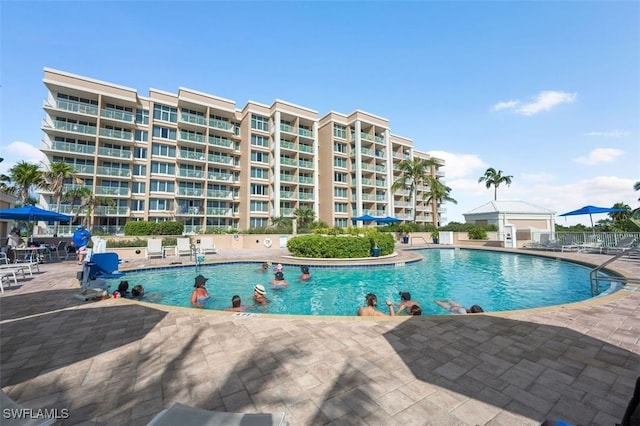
left=200, top=237, right=218, bottom=254
left=53, top=241, right=70, bottom=260
left=146, top=402, right=287, bottom=426
left=561, top=235, right=580, bottom=252
left=605, top=237, right=636, bottom=255
left=0, top=390, right=56, bottom=426
left=0, top=267, right=26, bottom=293
left=145, top=238, right=164, bottom=259
left=176, top=237, right=192, bottom=257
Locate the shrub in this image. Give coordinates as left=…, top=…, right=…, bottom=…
left=468, top=228, right=488, bottom=240
left=106, top=237, right=178, bottom=248
left=287, top=231, right=395, bottom=258
left=124, top=221, right=184, bottom=236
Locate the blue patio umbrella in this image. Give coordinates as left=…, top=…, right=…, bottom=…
left=376, top=216, right=402, bottom=224
left=0, top=206, right=72, bottom=240
left=558, top=205, right=624, bottom=230
left=351, top=214, right=378, bottom=222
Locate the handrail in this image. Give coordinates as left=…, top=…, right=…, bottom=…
left=589, top=249, right=640, bottom=295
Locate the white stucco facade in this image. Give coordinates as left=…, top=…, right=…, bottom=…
left=463, top=200, right=556, bottom=237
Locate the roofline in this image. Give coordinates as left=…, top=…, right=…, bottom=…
left=43, top=67, right=137, bottom=93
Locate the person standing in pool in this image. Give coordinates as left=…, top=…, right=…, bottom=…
left=434, top=300, right=484, bottom=314
left=225, top=295, right=246, bottom=312
left=270, top=271, right=288, bottom=288
left=357, top=293, right=395, bottom=317
left=299, top=265, right=311, bottom=281
left=253, top=284, right=268, bottom=305
left=396, top=291, right=419, bottom=314
left=190, top=274, right=210, bottom=308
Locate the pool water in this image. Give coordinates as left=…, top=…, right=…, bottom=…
left=122, top=249, right=618, bottom=316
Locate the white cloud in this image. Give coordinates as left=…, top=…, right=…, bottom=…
left=521, top=172, right=555, bottom=183
left=492, top=100, right=519, bottom=111
left=491, top=90, right=577, bottom=116
left=0, top=141, right=48, bottom=175
left=573, top=148, right=623, bottom=165
left=425, top=150, right=487, bottom=179
left=585, top=130, right=629, bottom=137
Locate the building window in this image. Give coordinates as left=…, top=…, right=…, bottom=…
left=251, top=134, right=269, bottom=148
left=149, top=198, right=174, bottom=211
left=135, top=130, right=148, bottom=142
left=250, top=200, right=268, bottom=212
left=334, top=157, right=347, bottom=168
left=151, top=161, right=175, bottom=175
left=251, top=184, right=268, bottom=195
left=334, top=142, right=346, bottom=153
left=132, top=182, right=146, bottom=194
left=250, top=217, right=269, bottom=228
left=334, top=218, right=348, bottom=228
left=152, top=143, right=176, bottom=158
left=152, top=126, right=177, bottom=140
left=333, top=124, right=346, bottom=139
left=150, top=180, right=175, bottom=193
left=134, top=147, right=147, bottom=159
left=334, top=203, right=347, bottom=213
left=334, top=172, right=347, bottom=183
left=251, top=114, right=269, bottom=132
left=153, top=104, right=177, bottom=123
left=136, top=109, right=149, bottom=125
left=334, top=187, right=347, bottom=198
left=250, top=150, right=269, bottom=163
left=131, top=199, right=145, bottom=212
left=250, top=167, right=269, bottom=179
left=133, top=165, right=146, bottom=176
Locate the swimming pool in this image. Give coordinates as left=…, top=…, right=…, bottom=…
left=122, top=249, right=619, bottom=316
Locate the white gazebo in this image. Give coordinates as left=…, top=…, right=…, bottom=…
left=463, top=200, right=556, bottom=244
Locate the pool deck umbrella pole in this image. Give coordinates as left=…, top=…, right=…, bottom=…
left=558, top=205, right=624, bottom=233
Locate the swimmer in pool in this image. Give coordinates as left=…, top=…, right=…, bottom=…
left=434, top=300, right=484, bottom=314
left=190, top=274, right=210, bottom=308
left=270, top=271, right=288, bottom=288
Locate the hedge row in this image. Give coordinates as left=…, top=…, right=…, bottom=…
left=124, top=221, right=183, bottom=236
left=286, top=233, right=395, bottom=258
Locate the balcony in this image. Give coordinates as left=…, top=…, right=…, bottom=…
left=46, top=120, right=97, bottom=136
left=208, top=172, right=235, bottom=182
left=180, top=112, right=207, bottom=127
left=94, top=206, right=130, bottom=216
left=280, top=140, right=296, bottom=150
left=96, top=166, right=131, bottom=178
left=208, top=154, right=234, bottom=166
left=280, top=174, right=295, bottom=182
left=280, top=123, right=295, bottom=134
left=298, top=176, right=313, bottom=184
left=42, top=140, right=96, bottom=155
left=176, top=187, right=204, bottom=197
left=178, top=150, right=206, bottom=161
left=361, top=147, right=373, bottom=157
left=177, top=169, right=204, bottom=179
left=73, top=165, right=95, bottom=175
left=208, top=135, right=233, bottom=148
left=209, top=118, right=234, bottom=132
left=375, top=135, right=385, bottom=144
left=280, top=207, right=294, bottom=216
left=299, top=144, right=313, bottom=154
left=98, top=146, right=132, bottom=160
left=360, top=132, right=374, bottom=142
left=376, top=195, right=387, bottom=202
left=99, top=128, right=133, bottom=142
left=44, top=99, right=98, bottom=116
left=362, top=178, right=373, bottom=186
left=280, top=157, right=297, bottom=167
left=175, top=206, right=203, bottom=216
left=206, top=207, right=233, bottom=216
left=179, top=131, right=205, bottom=144
left=299, top=193, right=314, bottom=201
left=207, top=190, right=233, bottom=199
left=375, top=180, right=386, bottom=188
left=94, top=186, right=130, bottom=197
left=100, top=108, right=134, bottom=123
left=280, top=191, right=298, bottom=200
left=298, top=159, right=313, bottom=169
left=298, top=128, right=313, bottom=139
left=361, top=194, right=376, bottom=201
left=375, top=165, right=386, bottom=172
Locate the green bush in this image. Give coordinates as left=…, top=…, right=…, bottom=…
left=124, top=221, right=184, bottom=236
left=106, top=237, right=178, bottom=248
left=468, top=228, right=488, bottom=240
left=287, top=232, right=395, bottom=258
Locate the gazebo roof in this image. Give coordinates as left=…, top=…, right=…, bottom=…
left=464, top=200, right=555, bottom=215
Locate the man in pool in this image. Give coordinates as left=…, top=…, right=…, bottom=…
left=253, top=284, right=268, bottom=305
left=225, top=295, right=246, bottom=312
left=396, top=291, right=419, bottom=314
left=357, top=293, right=395, bottom=317
left=435, top=300, right=484, bottom=314
left=270, top=271, right=288, bottom=288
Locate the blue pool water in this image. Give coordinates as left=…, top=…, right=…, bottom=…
left=122, top=249, right=618, bottom=316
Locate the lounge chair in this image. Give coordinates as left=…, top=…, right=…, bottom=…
left=176, top=237, right=193, bottom=257
left=561, top=235, right=579, bottom=252
left=605, top=237, right=636, bottom=255
left=0, top=390, right=56, bottom=426
left=146, top=402, right=287, bottom=426
left=200, top=237, right=218, bottom=254
left=0, top=267, right=26, bottom=293
left=145, top=238, right=165, bottom=259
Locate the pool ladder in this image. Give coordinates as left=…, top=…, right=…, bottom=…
left=589, top=248, right=640, bottom=296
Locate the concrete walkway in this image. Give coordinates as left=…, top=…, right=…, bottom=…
left=1, top=246, right=638, bottom=425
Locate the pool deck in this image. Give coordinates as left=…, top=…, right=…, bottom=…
left=1, top=245, right=638, bottom=425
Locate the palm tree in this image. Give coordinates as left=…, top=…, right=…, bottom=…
left=43, top=162, right=76, bottom=236
left=65, top=186, right=93, bottom=225
left=634, top=181, right=640, bottom=201
left=2, top=161, right=46, bottom=205
left=83, top=195, right=116, bottom=231
left=391, top=158, right=437, bottom=223
left=609, top=202, right=632, bottom=222
left=422, top=176, right=457, bottom=227
left=293, top=206, right=315, bottom=229
left=271, top=215, right=292, bottom=231
left=478, top=167, right=513, bottom=200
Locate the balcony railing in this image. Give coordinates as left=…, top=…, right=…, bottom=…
left=375, top=135, right=385, bottom=144
left=280, top=207, right=294, bottom=216
left=49, top=120, right=97, bottom=136
left=94, top=186, right=130, bottom=197
left=298, top=160, right=313, bottom=169
left=178, top=150, right=206, bottom=161
left=101, top=108, right=134, bottom=123
left=280, top=191, right=297, bottom=199
left=360, top=132, right=374, bottom=142
left=177, top=169, right=204, bottom=179
left=298, top=176, right=313, bottom=184
left=208, top=172, right=235, bottom=182
left=209, top=118, right=234, bottom=132
left=208, top=154, right=234, bottom=165
left=299, top=193, right=314, bottom=200
left=179, top=131, right=205, bottom=144
left=95, top=206, right=130, bottom=216
left=98, top=146, right=132, bottom=159
left=45, top=99, right=98, bottom=116
left=207, top=190, right=233, bottom=199
left=175, top=206, right=203, bottom=215
left=280, top=157, right=297, bottom=166
left=280, top=140, right=296, bottom=150
left=280, top=123, right=295, bottom=133
left=99, top=128, right=133, bottom=141
left=177, top=187, right=204, bottom=197
left=180, top=112, right=207, bottom=126
left=280, top=174, right=295, bottom=182
left=73, top=165, right=95, bottom=174
left=43, top=140, right=96, bottom=155
left=96, top=166, right=131, bottom=177
left=208, top=135, right=233, bottom=148
left=206, top=207, right=233, bottom=216
left=299, top=128, right=313, bottom=138
left=299, top=144, right=313, bottom=153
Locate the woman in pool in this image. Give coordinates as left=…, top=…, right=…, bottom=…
left=257, top=262, right=269, bottom=273
left=225, top=295, right=246, bottom=312
left=357, top=293, right=395, bottom=317
left=435, top=300, right=484, bottom=314
left=190, top=274, right=210, bottom=308
left=131, top=285, right=145, bottom=300
left=299, top=266, right=311, bottom=281
left=270, top=271, right=288, bottom=288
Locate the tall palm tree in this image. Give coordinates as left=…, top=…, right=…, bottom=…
left=609, top=202, right=632, bottom=222
left=478, top=167, right=513, bottom=201
left=391, top=158, right=436, bottom=223
left=422, top=176, right=457, bottom=226
left=83, top=194, right=116, bottom=231
left=43, top=162, right=76, bottom=236
left=634, top=181, right=640, bottom=201
left=65, top=186, right=93, bottom=225
left=293, top=206, right=315, bottom=229
left=2, top=161, right=46, bottom=205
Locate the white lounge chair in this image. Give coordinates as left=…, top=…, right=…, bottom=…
left=0, top=267, right=26, bottom=293
left=561, top=235, right=579, bottom=252
left=200, top=237, right=218, bottom=254
left=0, top=390, right=56, bottom=426
left=145, top=238, right=165, bottom=259
left=605, top=237, right=636, bottom=255
left=176, top=237, right=193, bottom=257
left=146, top=402, right=286, bottom=426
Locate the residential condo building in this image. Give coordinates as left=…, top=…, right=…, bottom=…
left=39, top=68, right=446, bottom=235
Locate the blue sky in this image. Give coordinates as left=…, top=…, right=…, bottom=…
left=1, top=1, right=638, bottom=226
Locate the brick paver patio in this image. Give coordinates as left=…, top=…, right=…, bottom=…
left=1, top=246, right=639, bottom=425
